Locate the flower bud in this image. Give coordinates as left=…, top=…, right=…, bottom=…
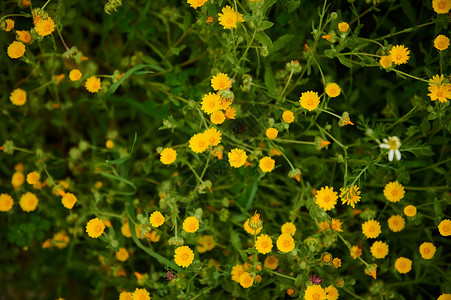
left=168, top=237, right=185, bottom=246
left=218, top=89, right=234, bottom=101
left=285, top=60, right=302, bottom=74
left=3, top=140, right=14, bottom=155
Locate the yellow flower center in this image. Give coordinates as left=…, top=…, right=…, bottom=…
left=181, top=252, right=189, bottom=261
left=369, top=226, right=375, bottom=232
left=396, top=54, right=402, bottom=60
left=282, top=239, right=290, bottom=247
left=438, top=2, right=445, bottom=9
left=307, top=99, right=314, bottom=106
left=96, top=225, right=102, bottom=233
left=312, top=293, right=320, bottom=300
left=323, top=196, right=330, bottom=202
left=391, top=189, right=398, bottom=196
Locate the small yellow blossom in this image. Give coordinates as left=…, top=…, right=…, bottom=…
left=69, top=69, right=82, bottom=81
left=7, top=41, right=26, bottom=59
left=160, top=148, right=177, bottom=165
left=325, top=83, right=341, bottom=97
left=85, top=76, right=102, bottom=93
left=10, top=88, right=27, bottom=106
left=35, top=17, right=55, bottom=36
left=338, top=22, right=349, bottom=32
left=394, top=257, right=412, bottom=274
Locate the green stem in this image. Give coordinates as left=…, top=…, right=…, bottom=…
left=41, top=0, right=52, bottom=10
left=276, top=70, right=294, bottom=103
left=375, top=22, right=435, bottom=41
left=392, top=69, right=430, bottom=84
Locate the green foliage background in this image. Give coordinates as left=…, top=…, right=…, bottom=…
left=0, top=0, right=450, bottom=299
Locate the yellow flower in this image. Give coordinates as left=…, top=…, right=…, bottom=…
left=276, top=233, right=295, bottom=253
left=119, top=291, right=133, bottom=300
left=85, top=76, right=102, bottom=93
left=149, top=211, right=165, bottom=227
left=255, top=234, right=273, bottom=254
left=281, top=222, right=296, bottom=235
left=387, top=215, right=405, bottom=232
left=160, top=148, right=177, bottom=165
left=52, top=231, right=70, bottom=249
left=370, top=241, right=389, bottom=259
left=19, top=192, right=38, bottom=212
left=265, top=128, right=278, bottom=139
left=434, top=35, right=450, bottom=50
left=211, top=73, right=231, bottom=91
left=86, top=218, right=105, bottom=238
left=4, top=19, right=14, bottom=31
left=428, top=83, right=451, bottom=103
left=330, top=218, right=343, bottom=232
left=183, top=216, right=199, bottom=233
left=201, top=92, right=221, bottom=114
left=332, top=257, right=341, bottom=268
left=338, top=22, right=349, bottom=33
left=116, top=248, right=129, bottom=262
left=218, top=5, right=244, bottom=29
left=225, top=107, right=236, bottom=119
left=26, top=171, right=40, bottom=185
left=35, top=17, right=55, bottom=36
left=438, top=219, right=451, bottom=236
left=379, top=55, right=393, bottom=68
left=239, top=272, right=254, bottom=288
left=10, top=88, right=27, bottom=106
left=11, top=172, right=25, bottom=189
left=404, top=205, right=417, bottom=217
left=383, top=181, right=405, bottom=202
left=204, top=128, right=222, bottom=146
left=174, top=245, right=194, bottom=267
left=432, top=0, right=451, bottom=13
left=0, top=193, right=14, bottom=212
left=16, top=30, right=32, bottom=43
left=315, top=186, right=338, bottom=211
left=394, top=257, right=412, bottom=274
left=438, top=294, right=451, bottom=300
left=7, top=41, right=26, bottom=59
left=259, top=156, right=275, bottom=172
left=264, top=255, right=278, bottom=270
left=243, top=218, right=262, bottom=234
left=121, top=222, right=132, bottom=238
left=131, top=288, right=150, bottom=300
left=231, top=264, right=245, bottom=282
left=299, top=91, right=320, bottom=111
left=61, top=192, right=77, bottom=209
left=340, top=185, right=361, bottom=208
left=197, top=235, right=215, bottom=253
left=187, top=0, right=208, bottom=9
left=210, top=110, right=226, bottom=124
left=228, top=148, right=247, bottom=168
left=419, top=242, right=436, bottom=260
left=189, top=132, right=209, bottom=153
left=325, top=83, right=341, bottom=97
left=105, top=139, right=114, bottom=149
left=325, top=285, right=339, bottom=300
left=389, top=45, right=410, bottom=65
left=350, top=245, right=362, bottom=259
left=282, top=111, right=294, bottom=123
left=362, top=219, right=381, bottom=239
left=69, top=69, right=82, bottom=81
left=304, top=285, right=327, bottom=300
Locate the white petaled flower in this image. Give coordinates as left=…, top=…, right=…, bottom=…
left=380, top=136, right=401, bottom=161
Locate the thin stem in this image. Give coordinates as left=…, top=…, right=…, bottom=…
left=276, top=139, right=315, bottom=145
left=375, top=22, right=435, bottom=41
left=41, top=0, right=52, bottom=10
left=276, top=70, right=294, bottom=103
left=318, top=108, right=341, bottom=119
left=392, top=69, right=431, bottom=84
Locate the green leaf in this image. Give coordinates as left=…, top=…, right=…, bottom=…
left=402, top=143, right=434, bottom=157
left=107, top=64, right=153, bottom=95
left=271, top=34, right=294, bottom=53
left=264, top=63, right=276, bottom=95
left=400, top=0, right=416, bottom=25
left=259, top=21, right=274, bottom=31
left=338, top=55, right=353, bottom=68
left=242, top=173, right=259, bottom=214
left=255, top=32, right=273, bottom=49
